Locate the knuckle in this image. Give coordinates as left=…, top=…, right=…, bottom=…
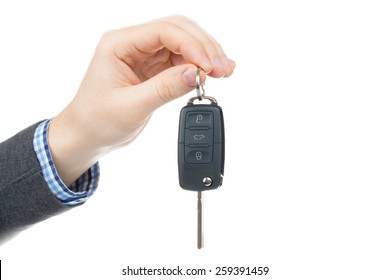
left=100, top=29, right=116, bottom=43
left=170, top=14, right=189, bottom=22
left=157, top=20, right=175, bottom=30
left=97, top=29, right=117, bottom=52
left=147, top=20, right=175, bottom=34
left=165, top=14, right=192, bottom=25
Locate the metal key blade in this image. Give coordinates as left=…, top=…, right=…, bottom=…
left=197, top=191, right=203, bottom=249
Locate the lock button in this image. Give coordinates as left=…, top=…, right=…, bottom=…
left=187, top=112, right=213, bottom=127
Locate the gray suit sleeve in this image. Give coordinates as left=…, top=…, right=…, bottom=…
left=0, top=122, right=74, bottom=243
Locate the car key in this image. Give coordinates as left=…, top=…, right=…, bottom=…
left=178, top=68, right=225, bottom=249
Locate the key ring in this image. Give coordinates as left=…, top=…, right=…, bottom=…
left=196, top=67, right=205, bottom=101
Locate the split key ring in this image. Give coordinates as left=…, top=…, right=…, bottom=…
left=196, top=67, right=205, bottom=101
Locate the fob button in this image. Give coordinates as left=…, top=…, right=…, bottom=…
left=187, top=112, right=212, bottom=127
left=185, top=147, right=213, bottom=163
left=185, top=129, right=213, bottom=145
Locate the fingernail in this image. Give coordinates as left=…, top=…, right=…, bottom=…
left=214, top=56, right=224, bottom=70
left=228, top=58, right=236, bottom=69
left=183, top=67, right=197, bottom=87
left=201, top=53, right=213, bottom=73
left=221, top=56, right=231, bottom=68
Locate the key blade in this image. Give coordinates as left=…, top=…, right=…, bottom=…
left=197, top=191, right=203, bottom=249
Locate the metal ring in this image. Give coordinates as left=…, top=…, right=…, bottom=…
left=187, top=95, right=218, bottom=105
left=196, top=67, right=205, bottom=101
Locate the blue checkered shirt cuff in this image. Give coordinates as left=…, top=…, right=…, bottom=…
left=33, top=119, right=99, bottom=206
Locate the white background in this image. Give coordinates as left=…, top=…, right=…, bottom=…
left=1, top=0, right=390, bottom=279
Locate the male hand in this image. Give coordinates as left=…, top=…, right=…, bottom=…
left=49, top=15, right=235, bottom=185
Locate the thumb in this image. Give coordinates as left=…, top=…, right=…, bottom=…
left=131, top=64, right=206, bottom=111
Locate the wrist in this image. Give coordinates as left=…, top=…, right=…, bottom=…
left=48, top=108, right=107, bottom=185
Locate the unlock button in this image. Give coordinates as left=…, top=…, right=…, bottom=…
left=185, top=147, right=213, bottom=163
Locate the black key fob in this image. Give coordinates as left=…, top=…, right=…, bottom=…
left=178, top=96, right=225, bottom=191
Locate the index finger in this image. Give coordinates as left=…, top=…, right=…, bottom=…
left=109, top=21, right=213, bottom=73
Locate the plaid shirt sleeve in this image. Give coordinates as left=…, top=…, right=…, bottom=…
left=33, top=120, right=99, bottom=206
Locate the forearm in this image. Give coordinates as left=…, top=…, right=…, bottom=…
left=0, top=122, right=71, bottom=242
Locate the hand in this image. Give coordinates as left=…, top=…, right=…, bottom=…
left=48, top=15, right=235, bottom=185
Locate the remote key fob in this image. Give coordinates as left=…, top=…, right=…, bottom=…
left=178, top=68, right=225, bottom=249
left=178, top=96, right=225, bottom=191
